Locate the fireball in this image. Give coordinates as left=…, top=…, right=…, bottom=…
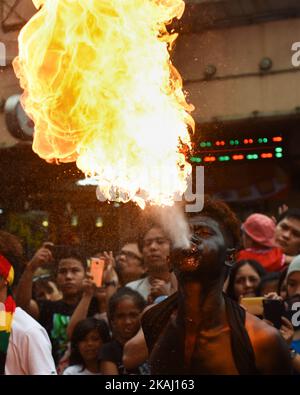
left=13, top=0, right=194, bottom=208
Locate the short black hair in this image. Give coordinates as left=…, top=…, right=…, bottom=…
left=189, top=196, right=241, bottom=249
left=69, top=318, right=111, bottom=369
left=226, top=259, right=266, bottom=301
left=137, top=224, right=167, bottom=252
left=256, top=272, right=281, bottom=296
left=108, top=287, right=146, bottom=323
left=137, top=211, right=168, bottom=252
left=55, top=246, right=87, bottom=270
left=278, top=208, right=300, bottom=224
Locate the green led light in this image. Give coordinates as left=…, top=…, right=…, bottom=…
left=200, top=141, right=212, bottom=148
left=258, top=138, right=263, bottom=143
left=263, top=138, right=268, bottom=143
left=218, top=156, right=230, bottom=162
left=235, top=140, right=239, bottom=145
left=247, top=154, right=259, bottom=160
left=275, top=153, right=283, bottom=158
left=275, top=147, right=283, bottom=153
left=230, top=140, right=235, bottom=145
left=190, top=157, right=202, bottom=163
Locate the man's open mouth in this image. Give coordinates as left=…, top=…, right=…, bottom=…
left=178, top=256, right=201, bottom=271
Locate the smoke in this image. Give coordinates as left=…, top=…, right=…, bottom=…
left=157, top=204, right=191, bottom=249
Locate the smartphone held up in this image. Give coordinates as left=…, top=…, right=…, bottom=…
left=263, top=299, right=286, bottom=329
left=240, top=297, right=264, bottom=316
left=89, top=257, right=105, bottom=288
left=240, top=296, right=289, bottom=329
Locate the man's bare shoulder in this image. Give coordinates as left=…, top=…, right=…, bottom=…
left=245, top=312, right=279, bottom=344
left=245, top=312, right=291, bottom=374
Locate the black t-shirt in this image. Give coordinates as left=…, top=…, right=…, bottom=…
left=99, top=340, right=149, bottom=375
left=38, top=298, right=99, bottom=364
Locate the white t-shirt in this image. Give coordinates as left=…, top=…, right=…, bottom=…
left=126, top=277, right=171, bottom=300
left=5, top=307, right=57, bottom=375
left=126, top=277, right=152, bottom=300
left=63, top=365, right=101, bottom=375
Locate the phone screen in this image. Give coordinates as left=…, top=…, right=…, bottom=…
left=263, top=299, right=286, bottom=329
left=89, top=257, right=105, bottom=287
left=240, top=297, right=264, bottom=316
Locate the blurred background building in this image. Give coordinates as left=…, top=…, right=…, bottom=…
left=1, top=0, right=300, bottom=255
left=173, top=0, right=300, bottom=210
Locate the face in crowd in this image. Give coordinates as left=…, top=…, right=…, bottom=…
left=233, top=263, right=262, bottom=299
left=287, top=271, right=300, bottom=299
left=56, top=257, right=86, bottom=298
left=70, top=318, right=110, bottom=368
left=275, top=216, right=300, bottom=256
left=110, top=296, right=142, bottom=344
left=77, top=328, right=104, bottom=364
left=116, top=243, right=145, bottom=284
left=142, top=227, right=170, bottom=273
left=33, top=278, right=62, bottom=302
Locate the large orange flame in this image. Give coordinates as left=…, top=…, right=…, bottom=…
left=13, top=0, right=194, bottom=208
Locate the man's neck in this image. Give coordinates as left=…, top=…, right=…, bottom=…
left=177, top=277, right=226, bottom=372
left=177, top=278, right=226, bottom=330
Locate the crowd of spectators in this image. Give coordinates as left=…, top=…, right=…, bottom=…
left=1, top=201, right=300, bottom=375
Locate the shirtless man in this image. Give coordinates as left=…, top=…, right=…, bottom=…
left=142, top=198, right=291, bottom=374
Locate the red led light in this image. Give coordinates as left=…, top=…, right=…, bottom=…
left=216, top=141, right=220, bottom=146
left=232, top=155, right=244, bottom=160
left=244, top=139, right=249, bottom=144
left=221, top=141, right=225, bottom=146
left=249, top=139, right=253, bottom=144
left=204, top=156, right=216, bottom=162
left=261, top=153, right=273, bottom=159
left=273, top=137, right=282, bottom=142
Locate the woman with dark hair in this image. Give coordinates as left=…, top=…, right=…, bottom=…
left=226, top=259, right=266, bottom=302
left=63, top=318, right=110, bottom=375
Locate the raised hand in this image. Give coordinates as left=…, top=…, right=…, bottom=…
left=148, top=278, right=169, bottom=304
left=28, top=244, right=53, bottom=272
left=82, top=273, right=97, bottom=297
left=279, top=316, right=294, bottom=345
